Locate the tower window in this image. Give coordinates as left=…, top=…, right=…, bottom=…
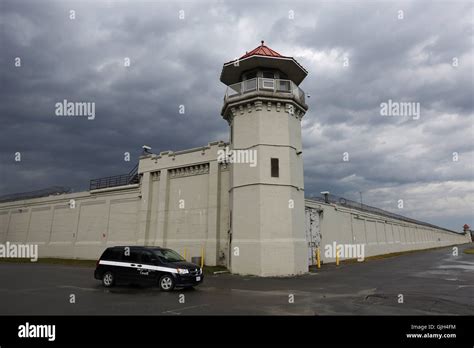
left=271, top=158, right=279, bottom=177
left=243, top=71, right=257, bottom=80
left=263, top=71, right=274, bottom=78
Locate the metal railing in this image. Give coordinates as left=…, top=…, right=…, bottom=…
left=89, top=163, right=139, bottom=191
left=225, top=77, right=306, bottom=105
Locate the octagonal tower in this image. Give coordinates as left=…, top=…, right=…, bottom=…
left=220, top=41, right=308, bottom=276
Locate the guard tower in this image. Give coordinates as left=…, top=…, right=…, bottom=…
left=220, top=41, right=309, bottom=276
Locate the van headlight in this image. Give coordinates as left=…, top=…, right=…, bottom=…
left=177, top=268, right=189, bottom=274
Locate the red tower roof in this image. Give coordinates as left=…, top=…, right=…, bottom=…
left=239, top=41, right=285, bottom=59
left=220, top=41, right=308, bottom=86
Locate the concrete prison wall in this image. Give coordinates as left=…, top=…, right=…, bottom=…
left=0, top=158, right=468, bottom=271
left=305, top=199, right=470, bottom=264
left=0, top=153, right=231, bottom=266
left=0, top=186, right=141, bottom=260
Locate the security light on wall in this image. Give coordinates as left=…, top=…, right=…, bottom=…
left=142, top=145, right=152, bottom=155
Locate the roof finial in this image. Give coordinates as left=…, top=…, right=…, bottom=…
left=261, top=40, right=264, bottom=46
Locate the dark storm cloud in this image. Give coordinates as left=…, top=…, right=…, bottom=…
left=0, top=0, right=472, bottom=230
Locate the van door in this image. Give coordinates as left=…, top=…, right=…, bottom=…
left=121, top=248, right=142, bottom=282
left=138, top=250, right=160, bottom=284
left=100, top=248, right=126, bottom=280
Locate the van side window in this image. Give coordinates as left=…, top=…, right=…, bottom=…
left=153, top=250, right=165, bottom=262
left=102, top=248, right=122, bottom=261
left=140, top=251, right=153, bottom=264
left=122, top=250, right=140, bottom=263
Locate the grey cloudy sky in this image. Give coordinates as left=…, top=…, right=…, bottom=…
left=0, top=0, right=473, bottom=231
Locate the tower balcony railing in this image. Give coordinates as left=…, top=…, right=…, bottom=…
left=224, top=77, right=306, bottom=106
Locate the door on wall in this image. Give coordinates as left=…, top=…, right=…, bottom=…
left=305, top=208, right=321, bottom=266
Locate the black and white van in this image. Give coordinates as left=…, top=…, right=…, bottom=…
left=94, top=246, right=203, bottom=291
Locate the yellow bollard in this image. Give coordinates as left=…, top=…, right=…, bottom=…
left=316, top=247, right=321, bottom=269
left=183, top=248, right=187, bottom=261
left=200, top=247, right=204, bottom=269
left=336, top=244, right=340, bottom=266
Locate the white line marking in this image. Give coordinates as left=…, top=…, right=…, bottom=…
left=58, top=285, right=100, bottom=292
left=162, top=304, right=209, bottom=315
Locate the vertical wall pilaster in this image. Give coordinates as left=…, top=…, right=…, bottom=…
left=47, top=208, right=55, bottom=245
left=205, top=161, right=220, bottom=266
left=155, top=169, right=169, bottom=247
left=103, top=199, right=112, bottom=245
left=137, top=172, right=152, bottom=245
left=71, top=200, right=81, bottom=245
left=24, top=208, right=33, bottom=243
left=4, top=210, right=12, bottom=242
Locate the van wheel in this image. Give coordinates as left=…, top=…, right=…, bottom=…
left=102, top=271, right=115, bottom=287
left=159, top=274, right=175, bottom=291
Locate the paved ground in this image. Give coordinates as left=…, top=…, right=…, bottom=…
left=0, top=243, right=473, bottom=315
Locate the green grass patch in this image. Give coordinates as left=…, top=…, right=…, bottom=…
left=0, top=257, right=96, bottom=267
left=202, top=265, right=229, bottom=275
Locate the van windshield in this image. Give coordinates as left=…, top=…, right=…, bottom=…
left=154, top=249, right=185, bottom=262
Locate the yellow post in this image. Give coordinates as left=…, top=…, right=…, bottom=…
left=200, top=246, right=204, bottom=269
left=316, top=247, right=321, bottom=269
left=336, top=244, right=340, bottom=266
left=183, top=248, right=187, bottom=261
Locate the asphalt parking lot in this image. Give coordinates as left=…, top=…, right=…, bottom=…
left=0, top=243, right=473, bottom=315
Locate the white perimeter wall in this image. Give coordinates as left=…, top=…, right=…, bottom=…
left=305, top=200, right=470, bottom=263
left=0, top=187, right=141, bottom=260
left=0, top=151, right=231, bottom=266
left=0, top=169, right=468, bottom=269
